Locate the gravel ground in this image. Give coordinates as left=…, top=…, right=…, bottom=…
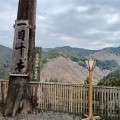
left=0, top=109, right=81, bottom=120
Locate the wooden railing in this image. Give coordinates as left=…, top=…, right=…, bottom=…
left=0, top=80, right=8, bottom=103
left=0, top=80, right=120, bottom=120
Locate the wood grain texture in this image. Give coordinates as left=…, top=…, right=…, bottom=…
left=17, top=0, right=37, bottom=80
left=4, top=0, right=37, bottom=116
left=11, top=20, right=29, bottom=74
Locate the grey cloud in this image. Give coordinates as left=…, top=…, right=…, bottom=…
left=0, top=0, right=120, bottom=49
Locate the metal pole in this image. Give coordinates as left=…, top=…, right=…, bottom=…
left=89, top=70, right=93, bottom=119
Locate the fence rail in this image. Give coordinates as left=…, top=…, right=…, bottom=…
left=0, top=80, right=120, bottom=120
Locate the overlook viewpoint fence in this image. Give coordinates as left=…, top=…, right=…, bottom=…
left=0, top=80, right=120, bottom=120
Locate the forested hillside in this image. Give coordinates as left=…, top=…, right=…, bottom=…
left=98, top=69, right=120, bottom=86
left=42, top=46, right=120, bottom=70
left=0, top=45, right=12, bottom=79
left=90, top=46, right=120, bottom=65
left=41, top=46, right=120, bottom=85
left=0, top=44, right=120, bottom=84
left=96, top=60, right=119, bottom=70
left=40, top=57, right=86, bottom=84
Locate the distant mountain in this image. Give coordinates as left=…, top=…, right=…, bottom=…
left=55, top=46, right=98, bottom=56
left=42, top=46, right=120, bottom=70
left=0, top=45, right=12, bottom=79
left=103, top=46, right=120, bottom=55
left=43, top=46, right=120, bottom=60
left=90, top=46, right=120, bottom=65
left=42, top=46, right=97, bottom=69
left=41, top=46, right=120, bottom=85
left=0, top=44, right=120, bottom=84
left=42, top=46, right=97, bottom=61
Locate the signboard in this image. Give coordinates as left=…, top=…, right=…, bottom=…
left=33, top=47, right=42, bottom=81
left=11, top=20, right=29, bottom=74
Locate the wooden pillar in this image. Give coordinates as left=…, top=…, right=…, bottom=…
left=17, top=0, right=37, bottom=81
left=89, top=70, right=93, bottom=119
left=4, top=0, right=37, bottom=117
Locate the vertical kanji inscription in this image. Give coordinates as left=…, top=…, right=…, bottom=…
left=11, top=20, right=29, bottom=74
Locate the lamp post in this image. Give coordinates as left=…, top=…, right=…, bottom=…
left=84, top=59, right=97, bottom=120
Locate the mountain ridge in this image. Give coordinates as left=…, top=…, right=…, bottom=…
left=0, top=44, right=120, bottom=82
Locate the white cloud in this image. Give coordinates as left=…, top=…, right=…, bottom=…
left=106, top=14, right=120, bottom=24
left=77, top=6, right=88, bottom=12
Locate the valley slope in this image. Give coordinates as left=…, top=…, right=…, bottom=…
left=0, top=45, right=120, bottom=85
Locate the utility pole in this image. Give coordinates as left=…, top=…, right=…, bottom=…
left=4, top=0, right=37, bottom=116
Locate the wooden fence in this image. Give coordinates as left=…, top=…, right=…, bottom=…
left=0, top=80, right=120, bottom=120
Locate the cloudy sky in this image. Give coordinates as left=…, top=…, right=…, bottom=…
left=0, top=0, right=120, bottom=50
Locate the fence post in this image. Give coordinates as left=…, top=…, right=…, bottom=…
left=1, top=81, right=8, bottom=103
left=69, top=85, right=73, bottom=113
left=0, top=81, right=120, bottom=119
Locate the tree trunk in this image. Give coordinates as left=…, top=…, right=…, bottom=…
left=4, top=0, right=37, bottom=116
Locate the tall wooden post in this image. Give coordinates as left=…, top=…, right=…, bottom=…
left=17, top=0, right=37, bottom=81
left=89, top=70, right=93, bottom=119
left=4, top=0, right=37, bottom=116
left=84, top=59, right=98, bottom=120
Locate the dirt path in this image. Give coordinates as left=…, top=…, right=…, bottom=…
left=0, top=109, right=81, bottom=120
